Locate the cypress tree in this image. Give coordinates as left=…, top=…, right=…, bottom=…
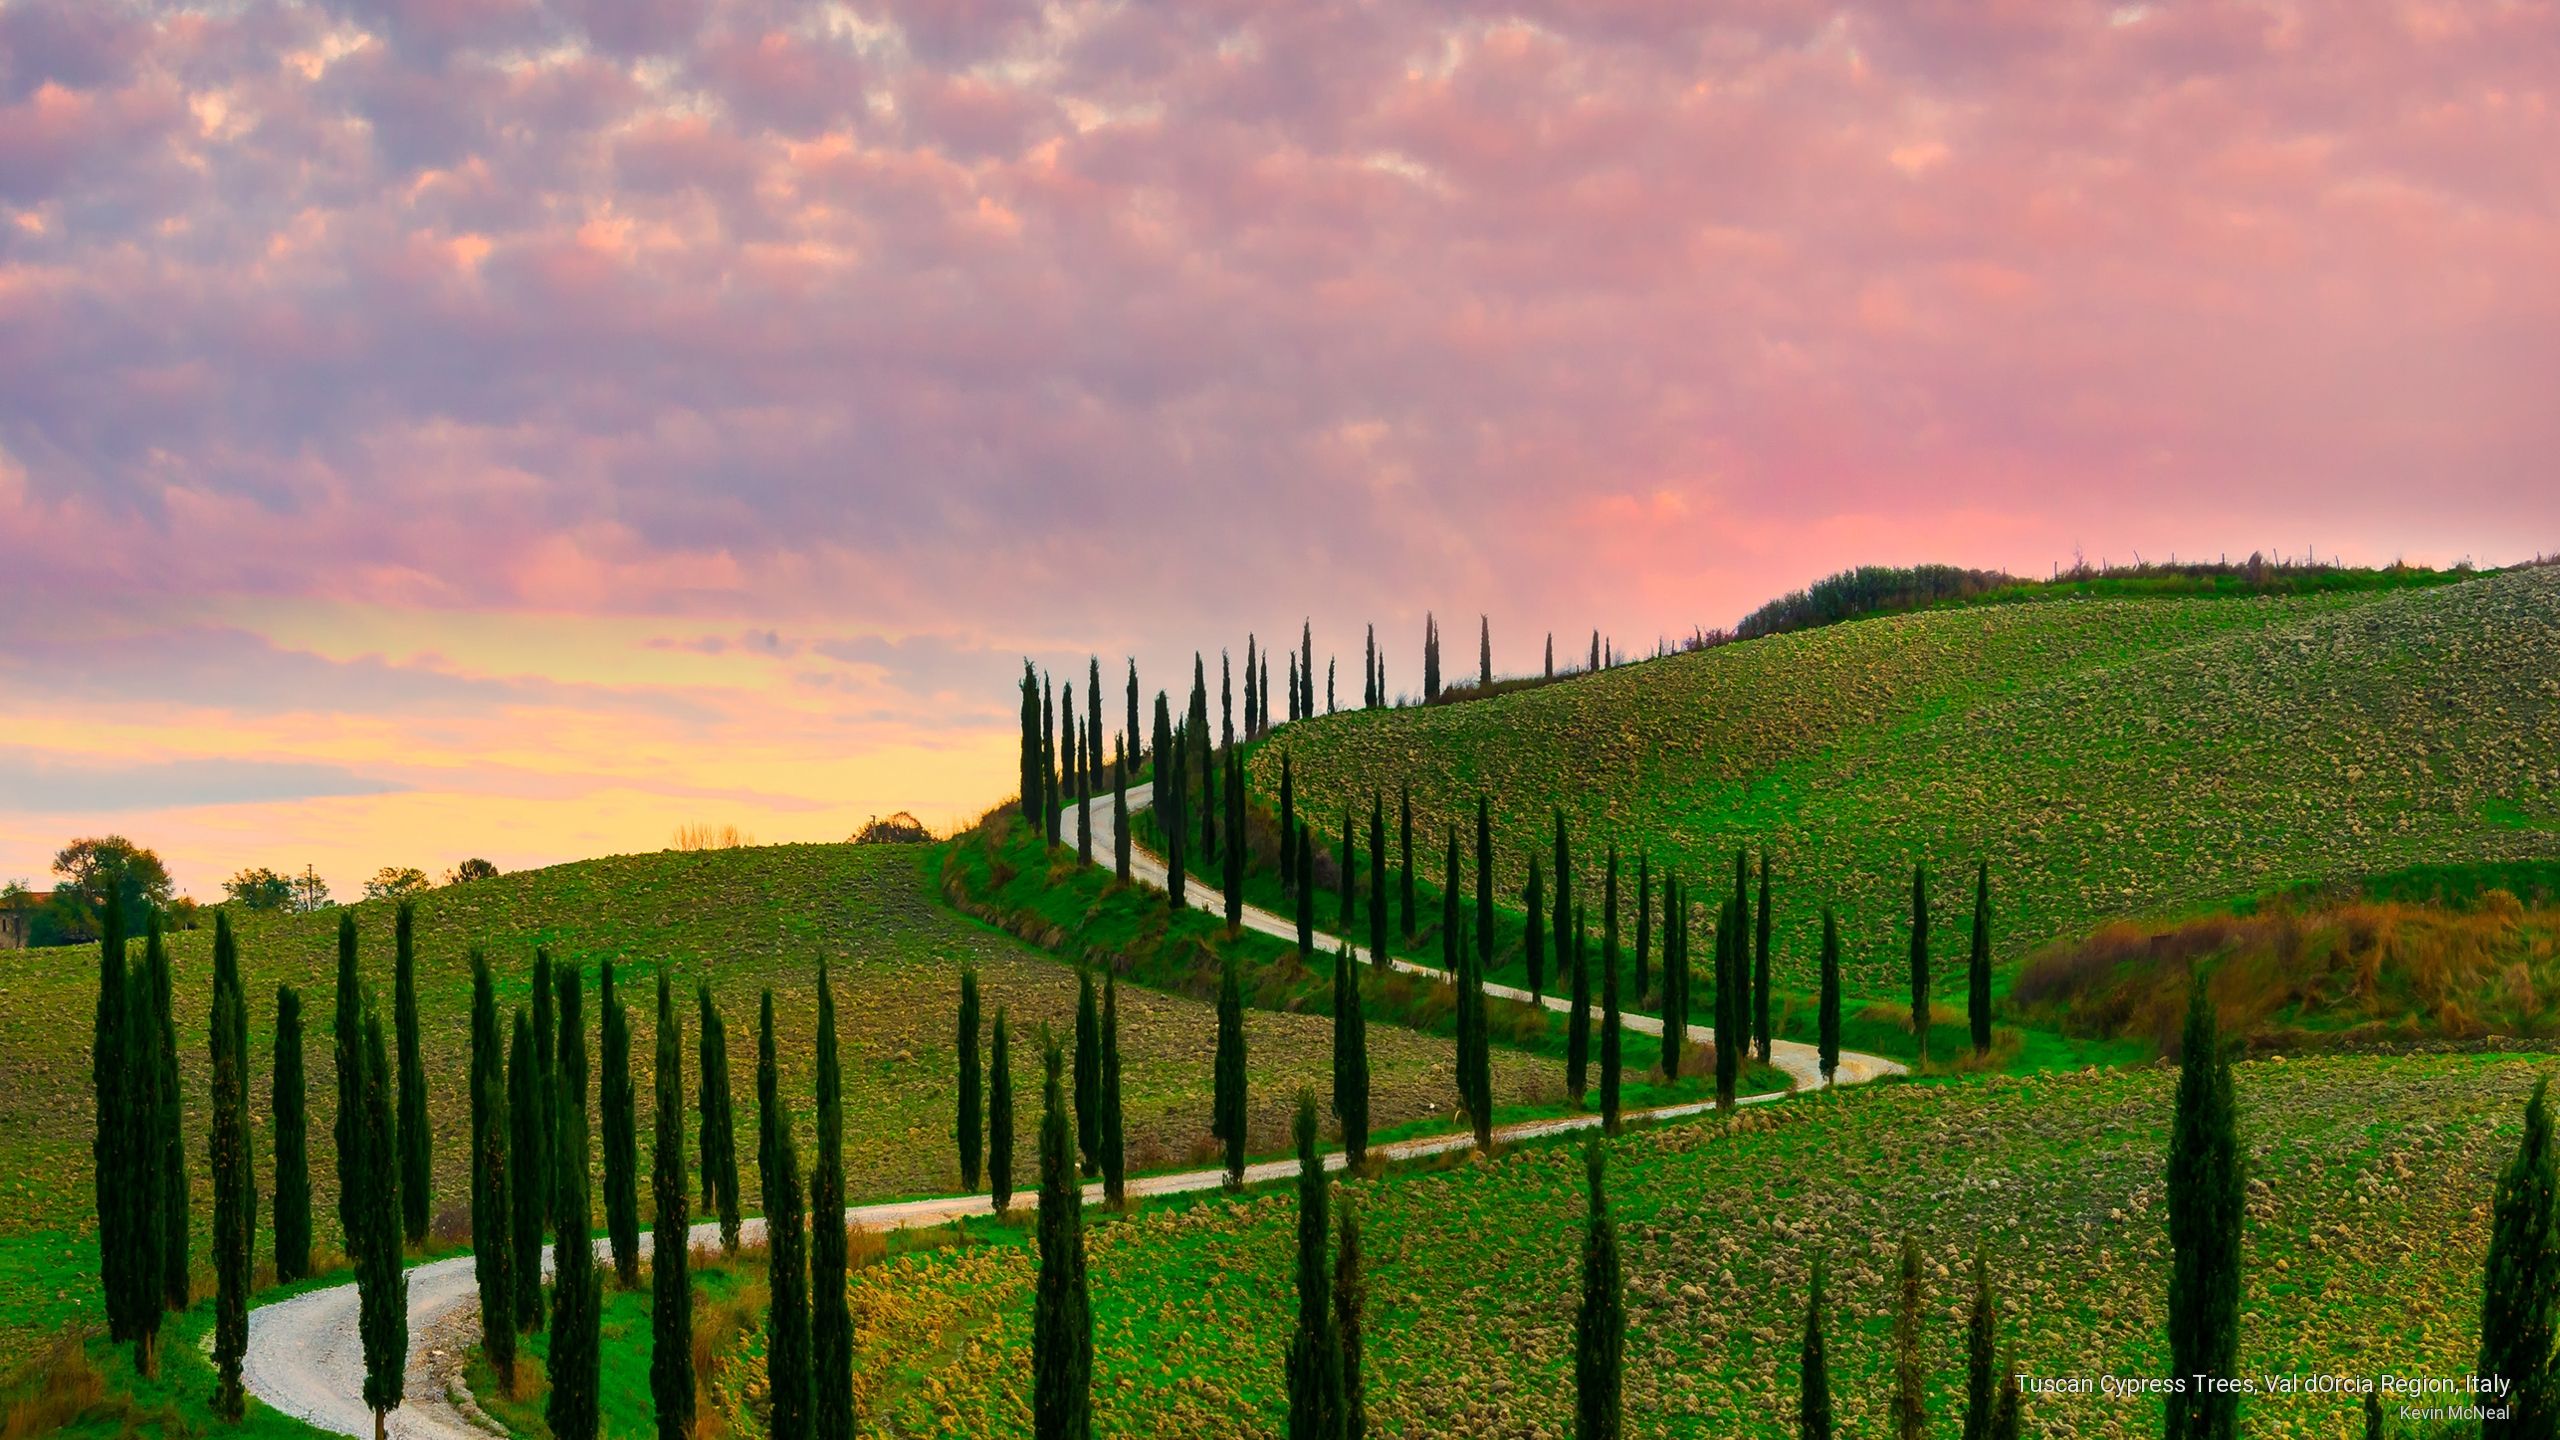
left=274, top=984, right=312, bottom=1284
left=1327, top=657, right=1336, bottom=714
left=1755, top=853, right=1774, bottom=1064
left=1910, top=862, right=1932, bottom=1067
left=1442, top=826, right=1461, bottom=974
left=1423, top=612, right=1440, bottom=702
left=1891, top=1235, right=1924, bottom=1440
left=1032, top=1036, right=1093, bottom=1440
left=1336, top=1202, right=1366, bottom=1440
left=1525, top=852, right=1547, bottom=1002
left=210, top=913, right=252, bottom=1418
left=2483, top=1077, right=2560, bottom=1437
left=651, top=969, right=694, bottom=1440
left=1364, top=625, right=1377, bottom=708
left=1715, top=901, right=1740, bottom=1111
left=1568, top=903, right=1591, bottom=1101
left=1298, top=825, right=1317, bottom=960
left=697, top=984, right=741, bottom=1254
left=1963, top=1247, right=1996, bottom=1440
left=1286, top=653, right=1298, bottom=723
left=1247, top=639, right=1260, bottom=736
left=1992, top=1350, right=2024, bottom=1440
left=1285, top=1091, right=1343, bottom=1440
left=1042, top=673, right=1060, bottom=846
left=1165, top=715, right=1188, bottom=908
left=601, top=962, right=639, bottom=1286
left=1113, top=735, right=1131, bottom=881
left=1189, top=657, right=1216, bottom=867
left=1600, top=853, right=1623, bottom=1135
left=531, top=948, right=556, bottom=1250
left=762, top=1058, right=810, bottom=1440
left=509, top=1009, right=545, bottom=1330
left=550, top=969, right=600, bottom=1440
left=117, top=944, right=167, bottom=1374
left=1092, top=655, right=1106, bottom=793
left=1225, top=750, right=1246, bottom=928
left=1074, top=968, right=1102, bottom=1177
left=1552, top=809, right=1573, bottom=981
left=1474, top=794, right=1493, bottom=974
left=1799, top=1257, right=1832, bottom=1440
left=1215, top=953, right=1247, bottom=1187
left=1634, top=856, right=1650, bottom=1003
left=958, top=968, right=982, bottom=1191
left=989, top=1009, right=1015, bottom=1212
left=1332, top=945, right=1370, bottom=1170
left=813, top=961, right=852, bottom=1440
left=1300, top=622, right=1313, bottom=723
left=1368, top=792, right=1388, bottom=969
left=1819, top=909, right=1843, bottom=1087
left=1731, top=848, right=1751, bottom=1068
left=2167, top=986, right=2243, bottom=1440
left=147, top=915, right=186, bottom=1310
left=1126, top=659, right=1141, bottom=772
left=1341, top=806, right=1357, bottom=928
left=1658, top=877, right=1683, bottom=1080
left=1545, top=632, right=1554, bottom=679
left=1279, top=751, right=1297, bottom=890
left=357, top=1002, right=408, bottom=1439
left=1152, top=693, right=1183, bottom=908
left=395, top=901, right=429, bottom=1248
left=92, top=899, right=128, bottom=1336
left=1969, top=860, right=1993, bottom=1059
left=334, top=910, right=362, bottom=1260
left=1479, top=614, right=1492, bottom=689
left=1076, top=695, right=1094, bottom=866
left=1575, top=1140, right=1623, bottom=1440
left=469, top=951, right=516, bottom=1390
left=1590, top=630, right=1600, bottom=671
left=1021, top=662, right=1042, bottom=825
left=1398, top=783, right=1415, bottom=941
left=756, top=989, right=778, bottom=1214
left=1101, top=975, right=1126, bottom=1207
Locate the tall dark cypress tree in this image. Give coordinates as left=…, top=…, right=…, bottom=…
left=2483, top=1077, right=2560, bottom=1438
left=1799, top=1257, right=1833, bottom=1440
left=334, top=910, right=363, bottom=1260
left=1336, top=1202, right=1366, bottom=1440
left=1715, top=901, right=1740, bottom=1112
left=989, top=1010, right=1015, bottom=1213
left=508, top=1009, right=545, bottom=1331
left=550, top=968, right=600, bottom=1440
left=469, top=951, right=516, bottom=1390
left=1818, top=909, right=1843, bottom=1088
left=1754, top=853, right=1774, bottom=1064
left=813, top=961, right=852, bottom=1440
left=1552, top=809, right=1574, bottom=990
left=395, top=901, right=429, bottom=1247
left=1634, top=856, right=1651, bottom=1002
left=1368, top=792, right=1388, bottom=969
left=1969, top=860, right=1994, bottom=1059
left=1993, top=1350, right=2024, bottom=1440
left=1891, top=1235, right=1924, bottom=1440
left=1567, top=903, right=1591, bottom=1101
left=1327, top=657, right=1335, bottom=714
left=117, top=942, right=167, bottom=1374
left=1300, top=622, right=1313, bottom=724
left=651, top=969, right=693, bottom=1440
left=1658, top=877, right=1684, bottom=1080
left=1225, top=750, right=1247, bottom=928
left=761, top=995, right=810, bottom=1440
left=1363, top=625, right=1377, bottom=708
left=1214, top=954, right=1248, bottom=1187
left=697, top=984, right=740, bottom=1254
left=1076, top=695, right=1094, bottom=867
left=1479, top=614, right=1492, bottom=689
left=1032, top=1037, right=1093, bottom=1440
left=1910, top=862, right=1932, bottom=1067
left=1575, top=1140, right=1623, bottom=1440
left=1246, top=641, right=1259, bottom=737
left=1474, top=795, right=1493, bottom=974
left=1525, top=852, right=1547, bottom=1002
left=1189, top=655, right=1215, bottom=866
left=756, top=990, right=779, bottom=1215
left=1332, top=945, right=1370, bottom=1170
left=1963, top=1247, right=1997, bottom=1440
left=1126, top=659, right=1141, bottom=773
left=357, top=1001, right=408, bottom=1440
left=1020, top=662, right=1041, bottom=824
left=1423, top=612, right=1440, bottom=702
left=92, top=900, right=128, bottom=1335
left=210, top=913, right=252, bottom=1418
left=1398, top=782, right=1415, bottom=941
left=1341, top=806, right=1357, bottom=928
left=1544, top=633, right=1554, bottom=679
left=1285, top=1091, right=1343, bottom=1440
left=1074, top=968, right=1102, bottom=1177
left=600, top=961, right=639, bottom=1286
left=958, top=968, right=983, bottom=1190
left=1042, top=673, right=1060, bottom=846
left=2167, top=986, right=2243, bottom=1440
left=1165, top=713, right=1188, bottom=909
left=1600, top=851, right=1623, bottom=1135
left=531, top=948, right=556, bottom=1258
left=274, top=984, right=313, bottom=1284
left=1298, top=826, right=1317, bottom=960
left=1152, top=693, right=1182, bottom=907
left=1279, top=751, right=1297, bottom=891
left=1101, top=975, right=1126, bottom=1207
left=1730, top=849, right=1751, bottom=1070
left=1092, top=655, right=1106, bottom=794
left=1442, top=826, right=1462, bottom=975
left=1113, top=735, right=1132, bottom=881
left=147, top=915, right=186, bottom=1309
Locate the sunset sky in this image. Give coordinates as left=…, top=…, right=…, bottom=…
left=4, top=0, right=2556, bottom=898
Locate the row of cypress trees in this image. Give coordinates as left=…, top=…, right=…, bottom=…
left=91, top=902, right=182, bottom=1377
left=955, top=965, right=1129, bottom=1209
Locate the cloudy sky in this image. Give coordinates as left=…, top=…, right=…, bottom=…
left=4, top=0, right=2555, bottom=897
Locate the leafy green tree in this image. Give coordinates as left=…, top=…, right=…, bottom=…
left=1102, top=976, right=1126, bottom=1207
left=761, top=995, right=810, bottom=1440
left=1969, top=861, right=1993, bottom=1059
left=147, top=915, right=186, bottom=1308
left=1910, top=862, right=1932, bottom=1067
left=394, top=903, right=430, bottom=1248
left=210, top=913, right=253, bottom=1417
left=2483, top=1077, right=2560, bottom=1437
left=357, top=1001, right=408, bottom=1439
left=273, top=983, right=312, bottom=1283
left=990, top=1010, right=1015, bottom=1212
left=1575, top=1140, right=1623, bottom=1440
left=958, top=968, right=982, bottom=1191
left=1074, top=968, right=1102, bottom=1177
left=549, top=969, right=600, bottom=1440
left=1525, top=852, right=1547, bottom=1001
left=1755, top=853, right=1773, bottom=1063
left=52, top=836, right=174, bottom=941
left=697, top=984, right=740, bottom=1254
left=1332, top=945, right=1370, bottom=1170
left=1600, top=853, right=1623, bottom=1135
left=1215, top=954, right=1247, bottom=1187
left=224, top=867, right=297, bottom=912
left=1337, top=1201, right=1366, bottom=1440
left=1033, top=1037, right=1093, bottom=1440
left=1891, top=1235, right=1925, bottom=1440
left=508, top=1009, right=544, bottom=1331
left=469, top=951, right=516, bottom=1390
left=2168, top=986, right=2244, bottom=1440
left=1285, top=1091, right=1343, bottom=1440
left=1799, top=1257, right=1832, bottom=1440
left=1963, top=1248, right=1996, bottom=1440
left=651, top=969, right=693, bottom=1440
left=1819, top=909, right=1843, bottom=1087
left=600, top=962, right=638, bottom=1285
left=813, top=962, right=852, bottom=1440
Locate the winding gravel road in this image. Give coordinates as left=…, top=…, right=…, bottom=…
left=243, top=785, right=1901, bottom=1438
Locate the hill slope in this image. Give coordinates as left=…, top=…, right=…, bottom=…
left=1255, top=567, right=2560, bottom=992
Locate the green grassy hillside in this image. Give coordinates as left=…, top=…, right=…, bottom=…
left=850, top=1053, right=2525, bottom=1438
left=0, top=842, right=1526, bottom=1364
left=1253, top=566, right=2560, bottom=995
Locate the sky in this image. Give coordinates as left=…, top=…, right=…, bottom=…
left=3, top=0, right=2556, bottom=899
